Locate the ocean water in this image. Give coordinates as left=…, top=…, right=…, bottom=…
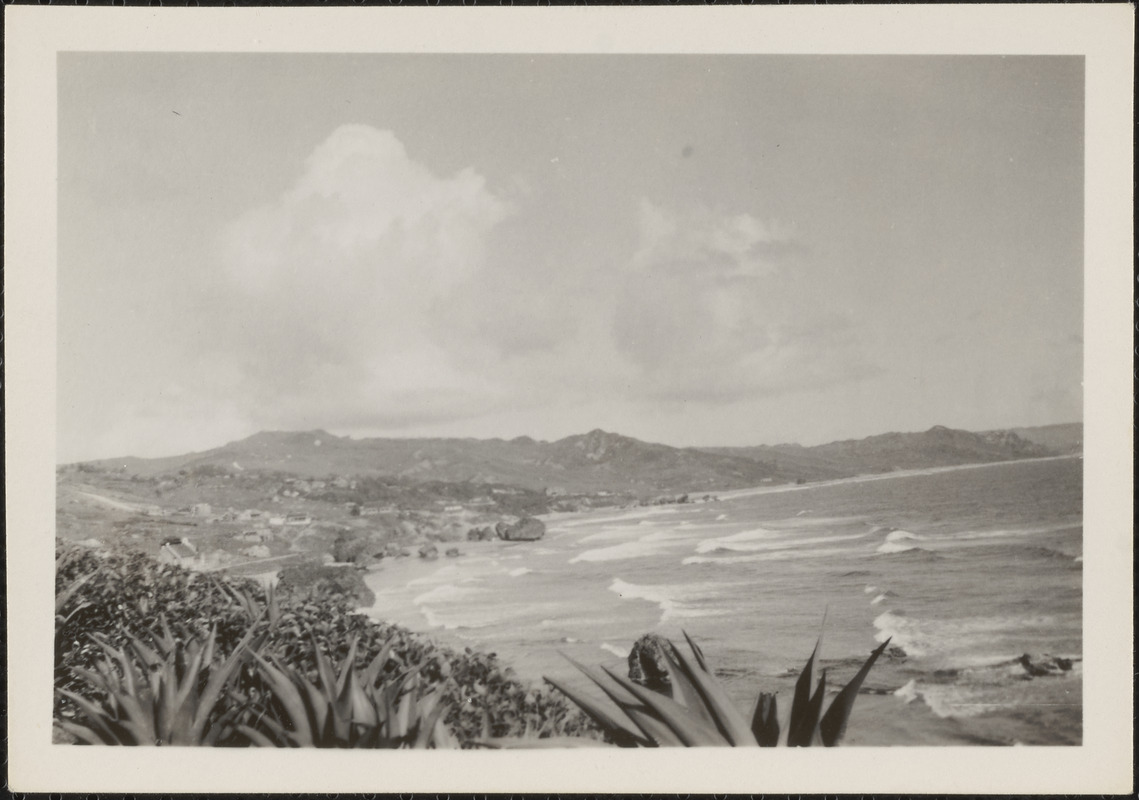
left=363, top=456, right=1082, bottom=745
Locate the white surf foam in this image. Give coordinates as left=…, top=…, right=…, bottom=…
left=944, top=523, right=1081, bottom=542
left=875, top=610, right=1065, bottom=661
left=571, top=527, right=698, bottom=563
left=873, top=611, right=929, bottom=657
left=683, top=545, right=855, bottom=565
left=694, top=527, right=779, bottom=554
left=600, top=642, right=631, bottom=659
left=412, top=583, right=483, bottom=606
left=580, top=527, right=645, bottom=543
left=875, top=531, right=927, bottom=554
left=508, top=567, right=532, bottom=577
left=607, top=578, right=725, bottom=623
left=697, top=530, right=868, bottom=555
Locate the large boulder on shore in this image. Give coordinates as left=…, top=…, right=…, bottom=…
left=277, top=563, right=375, bottom=607
left=627, top=633, right=672, bottom=694
left=467, top=526, right=495, bottom=542
left=495, top=517, right=546, bottom=542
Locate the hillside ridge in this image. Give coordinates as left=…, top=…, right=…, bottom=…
left=78, top=422, right=1078, bottom=496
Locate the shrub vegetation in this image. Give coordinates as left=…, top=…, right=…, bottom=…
left=55, top=541, right=597, bottom=746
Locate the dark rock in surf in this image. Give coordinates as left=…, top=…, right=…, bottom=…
left=1017, top=653, right=1074, bottom=678
left=627, top=633, right=672, bottom=694
left=467, top=526, right=494, bottom=541
left=496, top=517, right=546, bottom=542
left=885, top=645, right=909, bottom=661
left=418, top=542, right=439, bottom=560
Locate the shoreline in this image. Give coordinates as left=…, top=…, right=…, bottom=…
left=710, top=454, right=1081, bottom=502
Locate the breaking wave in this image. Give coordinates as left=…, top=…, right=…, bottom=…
left=607, top=578, right=725, bottom=623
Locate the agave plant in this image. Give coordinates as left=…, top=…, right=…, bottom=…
left=54, top=619, right=259, bottom=746
left=240, top=636, right=459, bottom=748
left=531, top=631, right=890, bottom=747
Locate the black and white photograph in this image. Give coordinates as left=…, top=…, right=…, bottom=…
left=5, top=5, right=1133, bottom=794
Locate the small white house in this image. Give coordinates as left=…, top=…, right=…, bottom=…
left=158, top=537, right=198, bottom=565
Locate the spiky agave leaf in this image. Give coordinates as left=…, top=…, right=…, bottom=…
left=598, top=665, right=729, bottom=746
left=247, top=639, right=458, bottom=748
left=670, top=635, right=756, bottom=746
left=545, top=627, right=885, bottom=748
left=567, top=658, right=692, bottom=746
left=558, top=654, right=654, bottom=745
left=541, top=675, right=647, bottom=747
left=751, top=692, right=780, bottom=747
left=819, top=637, right=891, bottom=746
left=60, top=620, right=256, bottom=746
left=787, top=631, right=821, bottom=746
left=657, top=641, right=720, bottom=732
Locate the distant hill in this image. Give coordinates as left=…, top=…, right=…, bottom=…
left=87, top=428, right=778, bottom=496
left=990, top=423, right=1083, bottom=455
left=83, top=423, right=1075, bottom=497
left=705, top=424, right=1067, bottom=477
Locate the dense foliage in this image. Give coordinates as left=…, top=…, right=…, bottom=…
left=55, top=541, right=598, bottom=746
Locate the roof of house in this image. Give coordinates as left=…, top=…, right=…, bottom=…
left=163, top=542, right=197, bottom=559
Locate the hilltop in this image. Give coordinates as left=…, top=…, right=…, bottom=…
left=77, top=423, right=1075, bottom=498
left=702, top=423, right=1066, bottom=479
left=83, top=428, right=777, bottom=496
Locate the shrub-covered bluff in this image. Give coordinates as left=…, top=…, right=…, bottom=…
left=55, top=541, right=599, bottom=746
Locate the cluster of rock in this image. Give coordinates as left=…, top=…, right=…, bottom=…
left=466, top=517, right=547, bottom=542
left=467, top=526, right=495, bottom=541
left=417, top=543, right=461, bottom=560
left=1017, top=653, right=1075, bottom=678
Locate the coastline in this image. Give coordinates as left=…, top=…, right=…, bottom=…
left=355, top=455, right=1082, bottom=746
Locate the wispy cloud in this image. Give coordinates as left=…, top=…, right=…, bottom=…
left=609, top=199, right=873, bottom=402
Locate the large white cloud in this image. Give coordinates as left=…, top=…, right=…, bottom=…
left=208, top=137, right=875, bottom=440
left=217, top=124, right=514, bottom=429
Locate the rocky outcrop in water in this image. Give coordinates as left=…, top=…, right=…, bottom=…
left=627, top=633, right=672, bottom=693
left=467, top=526, right=495, bottom=541
left=495, top=517, right=546, bottom=541
left=1017, top=653, right=1075, bottom=677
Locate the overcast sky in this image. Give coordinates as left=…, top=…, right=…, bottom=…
left=58, top=54, right=1083, bottom=462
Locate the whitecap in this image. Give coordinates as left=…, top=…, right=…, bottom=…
left=412, top=583, right=483, bottom=606
left=419, top=607, right=460, bottom=630
left=508, top=567, right=532, bottom=577
left=873, top=611, right=928, bottom=657
left=875, top=532, right=928, bottom=555
left=698, top=531, right=868, bottom=555
left=694, top=527, right=778, bottom=554
left=601, top=642, right=630, bottom=659
left=683, top=545, right=855, bottom=565
left=870, top=593, right=889, bottom=606
left=571, top=538, right=678, bottom=563
left=607, top=578, right=726, bottom=623
left=894, top=679, right=919, bottom=704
